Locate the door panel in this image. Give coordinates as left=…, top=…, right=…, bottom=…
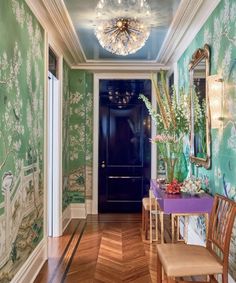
left=98, top=79, right=151, bottom=212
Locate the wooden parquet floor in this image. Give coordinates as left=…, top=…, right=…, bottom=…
left=34, top=214, right=172, bottom=283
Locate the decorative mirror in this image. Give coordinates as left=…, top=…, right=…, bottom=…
left=189, top=44, right=211, bottom=168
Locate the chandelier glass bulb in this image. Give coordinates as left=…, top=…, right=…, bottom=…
left=94, top=0, right=151, bottom=56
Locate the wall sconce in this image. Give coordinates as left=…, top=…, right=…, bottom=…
left=207, top=75, right=224, bottom=129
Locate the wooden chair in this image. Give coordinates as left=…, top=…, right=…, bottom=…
left=142, top=192, right=164, bottom=242
left=149, top=189, right=164, bottom=243
left=157, top=194, right=236, bottom=283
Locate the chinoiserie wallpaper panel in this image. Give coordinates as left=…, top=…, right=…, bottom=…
left=85, top=72, right=93, bottom=200
left=62, top=60, right=71, bottom=210
left=178, top=0, right=236, bottom=279
left=0, top=0, right=44, bottom=281
left=63, top=70, right=93, bottom=206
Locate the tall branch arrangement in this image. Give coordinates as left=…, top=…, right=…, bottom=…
left=139, top=71, right=190, bottom=182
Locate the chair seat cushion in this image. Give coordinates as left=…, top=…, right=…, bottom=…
left=157, top=244, right=223, bottom=277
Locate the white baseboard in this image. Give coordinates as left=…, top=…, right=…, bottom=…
left=86, top=199, right=92, bottom=215
left=70, top=203, right=86, bottom=219
left=12, top=238, right=47, bottom=283
left=62, top=205, right=71, bottom=232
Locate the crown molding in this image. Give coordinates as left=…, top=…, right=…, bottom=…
left=42, top=0, right=86, bottom=64
left=162, top=0, right=221, bottom=65
left=26, top=0, right=74, bottom=67
left=157, top=0, right=203, bottom=64
left=71, top=62, right=169, bottom=72
left=27, top=0, right=220, bottom=69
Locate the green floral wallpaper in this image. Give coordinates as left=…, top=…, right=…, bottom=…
left=85, top=73, right=93, bottom=200
left=178, top=0, right=236, bottom=278
left=0, top=0, right=44, bottom=281
left=64, top=70, right=93, bottom=205
left=62, top=60, right=70, bottom=210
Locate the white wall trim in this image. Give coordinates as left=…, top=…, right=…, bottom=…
left=47, top=51, right=63, bottom=238
left=26, top=0, right=74, bottom=67
left=86, top=199, right=93, bottom=215
left=70, top=203, right=86, bottom=219
left=43, top=27, right=49, bottom=260
left=11, top=239, right=47, bottom=283
left=42, top=0, right=85, bottom=64
left=158, top=0, right=203, bottom=64
left=72, top=63, right=168, bottom=71
left=62, top=205, right=71, bottom=232
left=27, top=0, right=221, bottom=69
left=169, top=0, right=221, bottom=64
left=92, top=72, right=157, bottom=214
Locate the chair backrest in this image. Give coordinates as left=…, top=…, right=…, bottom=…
left=207, top=194, right=236, bottom=268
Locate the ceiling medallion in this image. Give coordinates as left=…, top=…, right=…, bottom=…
left=94, top=0, right=151, bottom=56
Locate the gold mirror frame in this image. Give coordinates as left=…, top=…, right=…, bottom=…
left=189, top=44, right=211, bottom=169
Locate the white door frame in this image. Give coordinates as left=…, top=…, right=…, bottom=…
left=92, top=72, right=157, bottom=214
left=47, top=44, right=63, bottom=237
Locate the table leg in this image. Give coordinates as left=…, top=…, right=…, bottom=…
left=205, top=213, right=209, bottom=239
left=160, top=212, right=164, bottom=243
left=155, top=199, right=158, bottom=242
left=171, top=214, right=175, bottom=243
left=184, top=216, right=189, bottom=243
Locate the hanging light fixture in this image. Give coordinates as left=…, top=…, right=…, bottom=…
left=94, top=0, right=151, bottom=56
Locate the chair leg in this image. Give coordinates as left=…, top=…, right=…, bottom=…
left=142, top=204, right=145, bottom=231
left=149, top=209, right=152, bottom=243
left=157, top=253, right=162, bottom=283
left=171, top=214, right=175, bottom=243
left=145, top=209, right=149, bottom=240
left=210, top=275, right=218, bottom=283
left=167, top=277, right=176, bottom=283
left=160, top=212, right=164, bottom=243
left=222, top=273, right=228, bottom=283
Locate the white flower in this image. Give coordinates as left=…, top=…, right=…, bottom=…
left=230, top=2, right=236, bottom=22
left=227, top=125, right=236, bottom=152
left=204, top=28, right=212, bottom=44
left=13, top=140, right=21, bottom=151
left=222, top=45, right=232, bottom=79
left=8, top=135, right=12, bottom=145
left=213, top=18, right=221, bottom=66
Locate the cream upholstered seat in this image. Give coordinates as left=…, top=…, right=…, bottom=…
left=157, top=194, right=236, bottom=283
left=157, top=244, right=222, bottom=277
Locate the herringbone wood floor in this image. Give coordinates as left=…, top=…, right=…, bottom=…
left=34, top=214, right=172, bottom=283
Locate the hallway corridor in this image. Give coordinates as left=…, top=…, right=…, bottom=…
left=34, top=214, right=172, bottom=283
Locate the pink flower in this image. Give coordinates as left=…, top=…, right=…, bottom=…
left=151, top=134, right=176, bottom=143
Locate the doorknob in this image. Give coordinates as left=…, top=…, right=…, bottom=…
left=101, top=161, right=106, bottom=168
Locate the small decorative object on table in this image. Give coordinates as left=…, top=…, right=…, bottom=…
left=166, top=179, right=181, bottom=194
left=181, top=176, right=204, bottom=195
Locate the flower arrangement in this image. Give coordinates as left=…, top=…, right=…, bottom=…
left=139, top=71, right=190, bottom=183
left=180, top=176, right=204, bottom=195
left=166, top=179, right=181, bottom=194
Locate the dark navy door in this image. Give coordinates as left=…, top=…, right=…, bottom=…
left=98, top=79, right=151, bottom=212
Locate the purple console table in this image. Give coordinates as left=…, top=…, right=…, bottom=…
left=150, top=179, right=214, bottom=243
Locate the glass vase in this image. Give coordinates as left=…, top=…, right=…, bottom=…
left=164, top=158, right=176, bottom=183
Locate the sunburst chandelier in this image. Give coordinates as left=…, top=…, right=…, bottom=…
left=94, top=0, right=151, bottom=56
